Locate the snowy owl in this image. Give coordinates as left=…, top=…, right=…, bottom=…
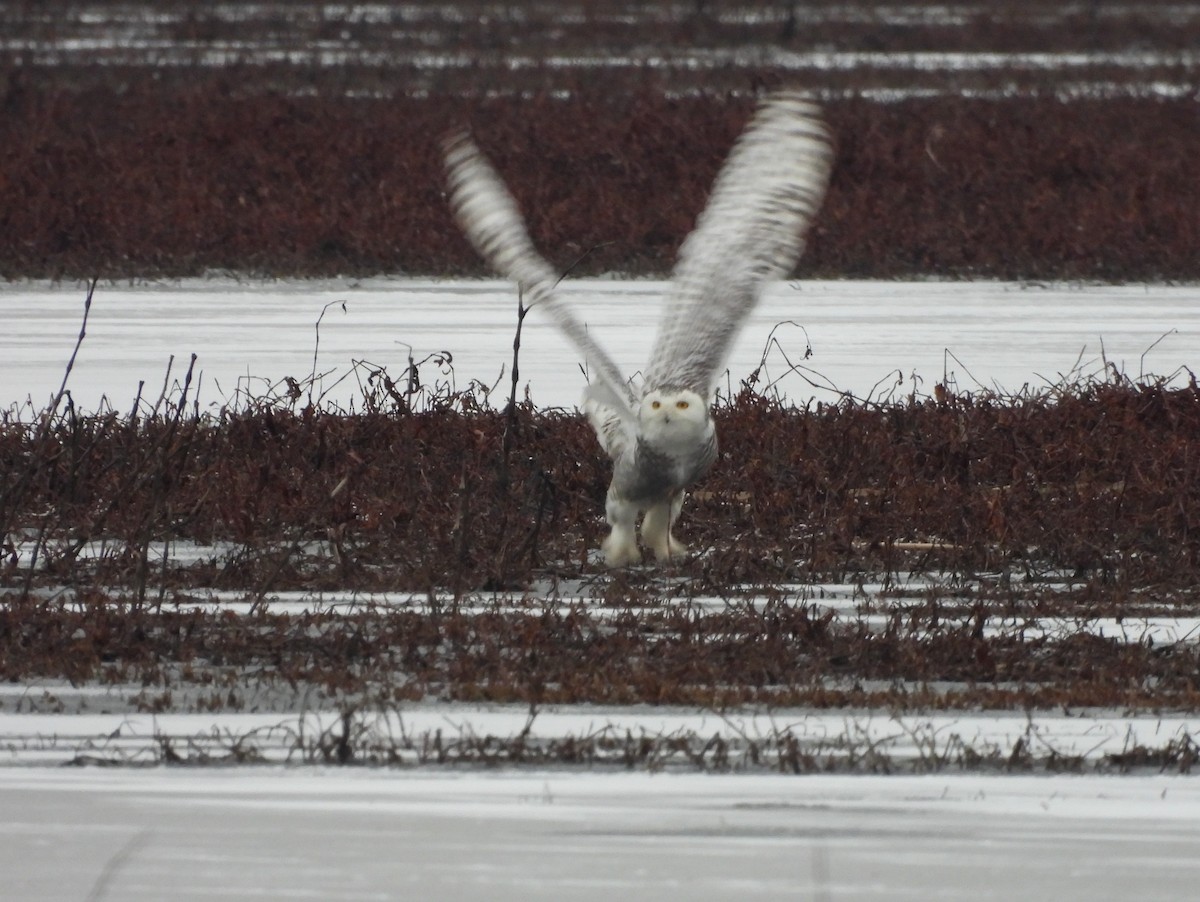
left=444, top=91, right=832, bottom=566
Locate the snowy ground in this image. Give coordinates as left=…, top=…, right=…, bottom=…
left=3, top=699, right=1199, bottom=769
left=4, top=278, right=1198, bottom=413
left=4, top=768, right=1200, bottom=901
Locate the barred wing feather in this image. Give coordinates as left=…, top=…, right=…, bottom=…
left=642, top=94, right=832, bottom=396
left=443, top=131, right=636, bottom=419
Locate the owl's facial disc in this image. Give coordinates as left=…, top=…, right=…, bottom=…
left=639, top=390, right=707, bottom=434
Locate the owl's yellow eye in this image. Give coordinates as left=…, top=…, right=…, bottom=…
left=651, top=400, right=662, bottom=410
left=676, top=400, right=689, bottom=410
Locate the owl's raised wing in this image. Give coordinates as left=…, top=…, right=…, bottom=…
left=443, top=132, right=637, bottom=421
left=642, top=93, right=832, bottom=397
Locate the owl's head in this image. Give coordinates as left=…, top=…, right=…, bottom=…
left=637, top=388, right=709, bottom=441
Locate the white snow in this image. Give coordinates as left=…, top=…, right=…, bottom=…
left=2, top=767, right=1200, bottom=900
left=3, top=278, right=1197, bottom=413
left=2, top=705, right=1198, bottom=769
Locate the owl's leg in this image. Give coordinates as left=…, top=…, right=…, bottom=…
left=601, top=491, right=642, bottom=567
left=642, top=491, right=688, bottom=562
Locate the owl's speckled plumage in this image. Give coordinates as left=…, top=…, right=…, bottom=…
left=444, top=91, right=832, bottom=566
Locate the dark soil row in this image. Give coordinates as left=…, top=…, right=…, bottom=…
left=2, top=85, right=1198, bottom=281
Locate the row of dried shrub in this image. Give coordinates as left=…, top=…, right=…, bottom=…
left=5, top=581, right=1200, bottom=712
left=2, top=82, right=1198, bottom=280
left=4, top=351, right=1200, bottom=708
left=51, top=706, right=1200, bottom=774
left=4, top=368, right=1199, bottom=595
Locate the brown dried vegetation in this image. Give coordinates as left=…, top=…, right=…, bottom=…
left=1, top=87, right=1198, bottom=281
left=4, top=356, right=1200, bottom=719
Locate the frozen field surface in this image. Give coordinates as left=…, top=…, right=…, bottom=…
left=4, top=768, right=1200, bottom=901
left=4, top=278, right=1199, bottom=412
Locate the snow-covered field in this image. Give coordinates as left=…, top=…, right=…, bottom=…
left=5, top=278, right=1200, bottom=899
left=5, top=278, right=1197, bottom=413
left=3, top=697, right=1199, bottom=768
left=6, top=0, right=1200, bottom=893
left=4, top=768, right=1200, bottom=900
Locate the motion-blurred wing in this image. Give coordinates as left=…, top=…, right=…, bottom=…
left=443, top=131, right=636, bottom=418
left=643, top=92, right=832, bottom=396
left=582, top=388, right=634, bottom=463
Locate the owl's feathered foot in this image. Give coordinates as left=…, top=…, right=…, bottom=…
left=601, top=527, right=642, bottom=567
left=602, top=494, right=642, bottom=567
left=641, top=498, right=688, bottom=563
left=599, top=494, right=690, bottom=567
